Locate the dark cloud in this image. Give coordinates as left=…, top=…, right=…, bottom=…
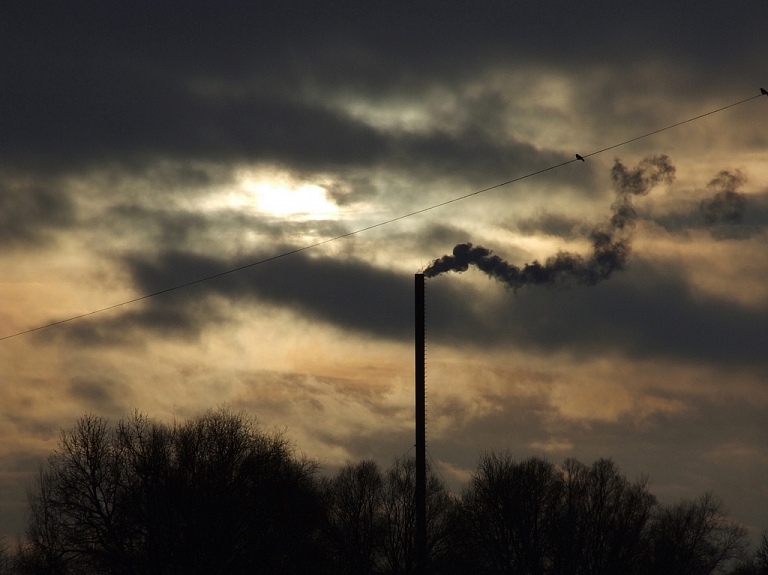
left=41, top=249, right=414, bottom=346
left=2, top=1, right=765, bottom=180
left=0, top=180, right=75, bottom=247
left=3, top=414, right=59, bottom=441
left=130, top=249, right=413, bottom=337
left=426, top=257, right=768, bottom=367
left=102, top=204, right=212, bottom=247
left=37, top=300, right=222, bottom=348
left=34, top=236, right=768, bottom=369
left=515, top=213, right=591, bottom=240
left=5, top=1, right=762, bottom=88
left=68, top=377, right=127, bottom=413
left=324, top=176, right=379, bottom=206
left=2, top=73, right=579, bottom=194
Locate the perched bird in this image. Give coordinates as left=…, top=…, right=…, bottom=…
left=761, top=88, right=768, bottom=96
left=575, top=154, right=585, bottom=162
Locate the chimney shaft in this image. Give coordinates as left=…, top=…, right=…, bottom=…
left=415, top=274, right=427, bottom=574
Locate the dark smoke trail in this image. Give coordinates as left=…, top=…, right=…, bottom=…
left=424, top=155, right=675, bottom=289
left=700, top=169, right=748, bottom=225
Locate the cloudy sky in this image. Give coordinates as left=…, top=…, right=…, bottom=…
left=2, top=0, right=768, bottom=540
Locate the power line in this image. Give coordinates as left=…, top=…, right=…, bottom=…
left=383, top=445, right=415, bottom=476
left=2, top=90, right=766, bottom=343
left=426, top=448, right=454, bottom=494
left=582, top=92, right=765, bottom=158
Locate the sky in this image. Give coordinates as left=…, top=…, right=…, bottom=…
left=2, top=0, right=768, bottom=541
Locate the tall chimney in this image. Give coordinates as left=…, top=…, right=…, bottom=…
left=415, top=273, right=427, bottom=574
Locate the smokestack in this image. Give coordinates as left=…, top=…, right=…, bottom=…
left=415, top=273, right=427, bottom=574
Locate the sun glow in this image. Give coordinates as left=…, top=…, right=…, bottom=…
left=240, top=181, right=339, bottom=220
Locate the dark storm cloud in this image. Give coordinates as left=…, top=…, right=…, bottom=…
left=131, top=250, right=414, bottom=336
left=67, top=377, right=127, bottom=413
left=2, top=64, right=577, bottom=193
left=426, top=257, right=768, bottom=367
left=102, top=204, right=212, bottom=247
left=37, top=301, right=223, bottom=348
left=0, top=180, right=75, bottom=247
left=1, top=87, right=390, bottom=172
left=515, top=213, right=591, bottom=240
left=324, top=176, right=379, bottom=207
left=2, top=1, right=765, bottom=179
left=38, top=239, right=768, bottom=368
left=43, top=249, right=414, bottom=346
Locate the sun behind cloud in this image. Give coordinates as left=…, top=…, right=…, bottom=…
left=242, top=181, right=339, bottom=220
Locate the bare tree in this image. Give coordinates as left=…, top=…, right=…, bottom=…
left=324, top=460, right=385, bottom=574
left=452, top=453, right=563, bottom=575
left=0, top=534, right=11, bottom=575
left=450, top=454, right=656, bottom=575
left=23, top=409, right=326, bottom=575
left=380, top=456, right=453, bottom=575
left=24, top=414, right=133, bottom=574
left=756, top=531, right=768, bottom=575
left=734, top=530, right=768, bottom=575
left=646, top=492, right=748, bottom=575
left=550, top=458, right=656, bottom=575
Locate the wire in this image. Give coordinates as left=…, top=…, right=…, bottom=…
left=582, top=93, right=765, bottom=158
left=2, top=90, right=766, bottom=343
left=383, top=445, right=415, bottom=475
left=426, top=448, right=454, bottom=493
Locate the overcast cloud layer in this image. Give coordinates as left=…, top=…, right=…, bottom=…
left=2, top=0, right=768, bottom=542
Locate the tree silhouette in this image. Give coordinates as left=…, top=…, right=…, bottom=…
left=452, top=453, right=561, bottom=574
left=323, top=456, right=453, bottom=575
left=732, top=530, right=768, bottom=575
left=450, top=454, right=657, bottom=575
left=646, top=492, right=747, bottom=575
left=13, top=411, right=764, bottom=575
left=23, top=409, right=326, bottom=575
left=324, top=460, right=385, bottom=575
left=550, top=458, right=656, bottom=575
left=0, top=534, right=12, bottom=575
left=380, top=456, right=453, bottom=574
left=757, top=531, right=768, bottom=574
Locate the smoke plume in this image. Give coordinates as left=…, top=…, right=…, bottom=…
left=700, top=169, right=748, bottom=225
left=424, top=155, right=675, bottom=289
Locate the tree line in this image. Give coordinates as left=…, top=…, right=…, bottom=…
left=1, top=409, right=767, bottom=575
